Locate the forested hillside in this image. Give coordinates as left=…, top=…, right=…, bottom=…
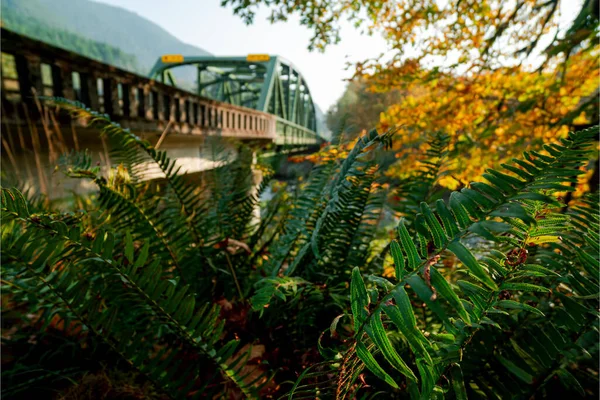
left=326, top=80, right=403, bottom=137
left=1, top=0, right=210, bottom=74
left=1, top=1, right=139, bottom=72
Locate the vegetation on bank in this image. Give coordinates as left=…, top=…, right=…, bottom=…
left=1, top=98, right=598, bottom=398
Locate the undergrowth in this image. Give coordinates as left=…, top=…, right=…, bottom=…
left=1, top=98, right=598, bottom=399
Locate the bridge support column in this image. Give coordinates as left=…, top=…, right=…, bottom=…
left=14, top=55, right=40, bottom=110
left=86, top=73, right=100, bottom=110
left=104, top=78, right=116, bottom=117
left=57, top=62, right=74, bottom=101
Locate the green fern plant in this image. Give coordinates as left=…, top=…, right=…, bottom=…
left=49, top=98, right=278, bottom=298
left=250, top=129, right=393, bottom=331
left=1, top=187, right=270, bottom=398
left=2, top=96, right=598, bottom=399
left=287, top=126, right=599, bottom=399
left=2, top=99, right=398, bottom=398
left=2, top=98, right=281, bottom=398
left=391, top=131, right=452, bottom=222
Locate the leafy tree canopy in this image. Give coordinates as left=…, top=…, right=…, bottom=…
left=222, top=0, right=598, bottom=67
left=228, top=0, right=599, bottom=189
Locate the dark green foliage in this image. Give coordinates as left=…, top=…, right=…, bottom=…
left=1, top=98, right=280, bottom=398
left=2, top=99, right=394, bottom=398
left=334, top=126, right=600, bottom=399
left=1, top=98, right=598, bottom=399
left=1, top=187, right=266, bottom=398
left=251, top=128, right=393, bottom=328
left=284, top=127, right=599, bottom=399
left=391, top=131, right=452, bottom=223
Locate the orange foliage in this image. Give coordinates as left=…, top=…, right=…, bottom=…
left=226, top=0, right=599, bottom=193
left=378, top=49, right=599, bottom=189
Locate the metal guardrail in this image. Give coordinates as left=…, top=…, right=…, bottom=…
left=0, top=28, right=320, bottom=146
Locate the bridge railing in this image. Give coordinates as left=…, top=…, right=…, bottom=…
left=0, top=28, right=319, bottom=145
left=275, top=117, right=320, bottom=145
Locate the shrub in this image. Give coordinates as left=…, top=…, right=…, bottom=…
left=1, top=99, right=598, bottom=399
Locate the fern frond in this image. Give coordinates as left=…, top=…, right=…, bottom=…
left=288, top=128, right=393, bottom=277
left=338, top=126, right=599, bottom=398
left=263, top=160, right=336, bottom=276
left=253, top=129, right=393, bottom=319
left=1, top=187, right=268, bottom=398
left=54, top=99, right=273, bottom=297
left=50, top=97, right=209, bottom=248
left=392, top=131, right=452, bottom=221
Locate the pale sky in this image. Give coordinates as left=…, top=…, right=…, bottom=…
left=94, top=0, right=389, bottom=113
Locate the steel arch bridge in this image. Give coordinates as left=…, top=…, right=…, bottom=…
left=0, top=28, right=326, bottom=195
left=149, top=54, right=320, bottom=145
left=1, top=28, right=324, bottom=155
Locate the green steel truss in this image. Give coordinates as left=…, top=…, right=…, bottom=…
left=149, top=55, right=320, bottom=142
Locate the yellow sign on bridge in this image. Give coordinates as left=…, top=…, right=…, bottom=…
left=246, top=54, right=270, bottom=62
left=161, top=54, right=184, bottom=63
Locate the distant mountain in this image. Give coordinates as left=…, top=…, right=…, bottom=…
left=0, top=0, right=211, bottom=75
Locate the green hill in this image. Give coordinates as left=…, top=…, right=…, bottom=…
left=1, top=1, right=140, bottom=72
left=0, top=0, right=211, bottom=75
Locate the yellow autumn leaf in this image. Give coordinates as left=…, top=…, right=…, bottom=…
left=528, top=235, right=562, bottom=245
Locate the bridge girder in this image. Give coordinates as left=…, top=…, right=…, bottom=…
left=149, top=55, right=319, bottom=139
